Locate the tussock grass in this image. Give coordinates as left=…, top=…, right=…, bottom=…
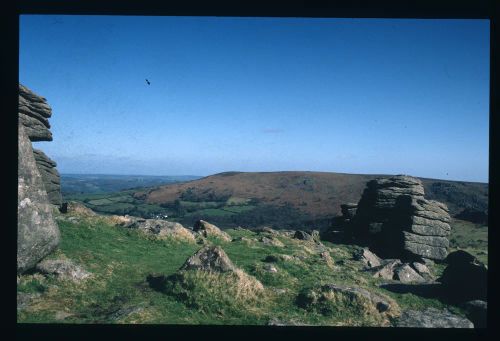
left=164, top=269, right=266, bottom=319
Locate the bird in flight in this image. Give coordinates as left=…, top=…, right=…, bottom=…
left=145, top=79, right=151, bottom=85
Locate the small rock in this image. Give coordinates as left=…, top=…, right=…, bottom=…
left=180, top=245, right=236, bottom=273
left=55, top=311, right=74, bottom=320
left=17, top=292, right=41, bottom=311
left=393, top=264, right=426, bottom=283
left=193, top=220, right=231, bottom=242
left=355, top=248, right=382, bottom=268
left=411, top=262, right=435, bottom=281
left=108, top=306, right=145, bottom=321
left=371, top=259, right=402, bottom=280
left=395, top=308, right=474, bottom=328
left=319, top=251, right=335, bottom=268
left=463, top=300, right=487, bottom=328
left=263, top=264, right=278, bottom=273
left=294, top=230, right=312, bottom=240
left=36, top=259, right=91, bottom=282
left=260, top=236, right=284, bottom=247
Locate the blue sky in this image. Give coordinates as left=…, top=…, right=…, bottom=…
left=20, top=16, right=489, bottom=182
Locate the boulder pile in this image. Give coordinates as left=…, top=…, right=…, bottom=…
left=347, top=175, right=452, bottom=261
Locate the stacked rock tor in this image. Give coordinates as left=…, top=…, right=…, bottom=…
left=348, top=175, right=451, bottom=261
left=18, top=84, right=61, bottom=274
left=19, top=84, right=62, bottom=208
left=32, top=149, right=62, bottom=206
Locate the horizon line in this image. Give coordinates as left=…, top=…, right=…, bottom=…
left=60, top=170, right=489, bottom=184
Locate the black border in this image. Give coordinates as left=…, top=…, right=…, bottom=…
left=6, top=0, right=498, bottom=340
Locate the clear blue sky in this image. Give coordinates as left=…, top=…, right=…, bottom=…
left=20, top=15, right=489, bottom=182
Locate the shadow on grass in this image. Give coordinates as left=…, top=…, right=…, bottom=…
left=379, top=282, right=443, bottom=299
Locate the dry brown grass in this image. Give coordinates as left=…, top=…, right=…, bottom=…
left=157, top=226, right=196, bottom=243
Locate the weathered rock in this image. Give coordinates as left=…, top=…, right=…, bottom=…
left=393, top=264, right=426, bottom=283
left=32, top=149, right=62, bottom=206
left=319, top=251, right=335, bottom=268
left=108, top=305, right=146, bottom=321
left=117, top=216, right=195, bottom=242
left=180, top=245, right=236, bottom=272
left=395, top=308, right=473, bottom=328
left=347, top=175, right=451, bottom=261
left=264, top=254, right=297, bottom=263
left=17, top=292, right=41, bottom=311
left=355, top=248, right=382, bottom=268
left=298, top=283, right=400, bottom=322
left=463, top=300, right=487, bottom=328
left=36, top=258, right=91, bottom=282
left=267, top=318, right=308, bottom=326
left=193, top=220, right=232, bottom=242
left=17, top=126, right=60, bottom=274
left=341, top=203, right=358, bottom=219
left=65, top=201, right=97, bottom=216
left=439, top=251, right=487, bottom=303
left=19, top=84, right=53, bottom=141
left=404, top=241, right=448, bottom=261
left=263, top=264, right=278, bottom=273
left=260, top=236, right=285, bottom=247
left=255, top=226, right=279, bottom=235
left=294, top=230, right=313, bottom=240
left=411, top=262, right=435, bottom=281
left=371, top=260, right=402, bottom=280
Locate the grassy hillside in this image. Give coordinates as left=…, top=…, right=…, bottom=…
left=17, top=210, right=485, bottom=325
left=138, top=171, right=488, bottom=218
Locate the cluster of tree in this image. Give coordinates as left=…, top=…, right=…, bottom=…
left=175, top=203, right=331, bottom=230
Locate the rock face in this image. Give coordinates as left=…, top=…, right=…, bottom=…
left=340, top=203, right=358, bottom=220
left=19, top=84, right=53, bottom=142
left=438, top=250, right=487, bottom=303
left=17, top=126, right=60, bottom=274
left=348, top=175, right=451, bottom=260
left=180, top=245, right=236, bottom=272
left=19, top=84, right=62, bottom=208
left=32, top=149, right=62, bottom=206
left=395, top=308, right=474, bottom=328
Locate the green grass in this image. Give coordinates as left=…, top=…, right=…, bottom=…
left=448, top=218, right=488, bottom=265
left=17, top=213, right=483, bottom=325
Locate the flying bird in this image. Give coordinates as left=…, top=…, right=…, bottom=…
left=145, top=79, right=151, bottom=85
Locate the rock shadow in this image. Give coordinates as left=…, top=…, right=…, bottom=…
left=379, top=282, right=443, bottom=299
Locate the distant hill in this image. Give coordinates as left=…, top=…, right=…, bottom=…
left=137, top=171, right=488, bottom=218
left=61, top=174, right=202, bottom=195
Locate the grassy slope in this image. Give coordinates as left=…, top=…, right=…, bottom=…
left=17, top=212, right=485, bottom=325
left=139, top=171, right=488, bottom=218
